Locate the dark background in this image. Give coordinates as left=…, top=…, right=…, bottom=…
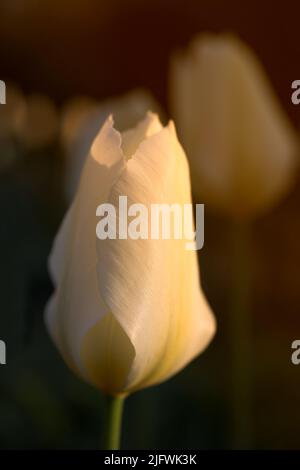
left=0, top=0, right=300, bottom=449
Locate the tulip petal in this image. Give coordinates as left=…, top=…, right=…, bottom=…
left=121, top=111, right=162, bottom=159
left=96, top=118, right=216, bottom=392
left=46, top=117, right=131, bottom=383
left=81, top=312, right=135, bottom=394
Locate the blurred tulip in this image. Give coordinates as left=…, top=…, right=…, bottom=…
left=170, top=33, right=299, bottom=218
left=60, top=96, right=99, bottom=146
left=45, top=113, right=215, bottom=396
left=14, top=93, right=59, bottom=149
left=61, top=89, right=164, bottom=203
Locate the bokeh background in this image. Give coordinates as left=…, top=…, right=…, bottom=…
left=0, top=0, right=300, bottom=449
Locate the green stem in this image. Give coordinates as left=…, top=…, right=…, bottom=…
left=103, top=395, right=125, bottom=450
left=230, top=220, right=253, bottom=449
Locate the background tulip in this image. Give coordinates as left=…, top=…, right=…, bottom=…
left=169, top=33, right=299, bottom=219
left=45, top=113, right=216, bottom=447
left=170, top=32, right=300, bottom=448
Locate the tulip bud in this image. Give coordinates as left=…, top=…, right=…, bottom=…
left=170, top=33, right=299, bottom=218
left=45, top=113, right=215, bottom=396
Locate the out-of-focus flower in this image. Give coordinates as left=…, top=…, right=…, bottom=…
left=61, top=89, right=164, bottom=202
left=14, top=93, right=59, bottom=149
left=45, top=113, right=215, bottom=396
left=60, top=96, right=99, bottom=146
left=170, top=33, right=299, bottom=218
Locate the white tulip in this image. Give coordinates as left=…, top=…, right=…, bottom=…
left=45, top=113, right=215, bottom=396
left=170, top=33, right=299, bottom=218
